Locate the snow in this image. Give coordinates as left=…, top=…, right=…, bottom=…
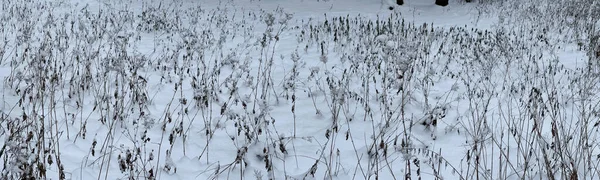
left=0, top=0, right=598, bottom=179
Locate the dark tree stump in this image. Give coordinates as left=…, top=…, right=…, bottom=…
left=435, top=0, right=448, bottom=6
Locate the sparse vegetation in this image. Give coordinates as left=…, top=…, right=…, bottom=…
left=1, top=0, right=599, bottom=179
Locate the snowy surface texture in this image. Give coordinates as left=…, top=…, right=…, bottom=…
left=1, top=0, right=600, bottom=179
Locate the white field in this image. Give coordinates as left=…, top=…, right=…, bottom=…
left=1, top=0, right=599, bottom=179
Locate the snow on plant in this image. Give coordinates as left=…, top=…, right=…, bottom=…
left=1, top=0, right=600, bottom=180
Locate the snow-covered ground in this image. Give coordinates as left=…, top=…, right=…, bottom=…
left=1, top=0, right=599, bottom=179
